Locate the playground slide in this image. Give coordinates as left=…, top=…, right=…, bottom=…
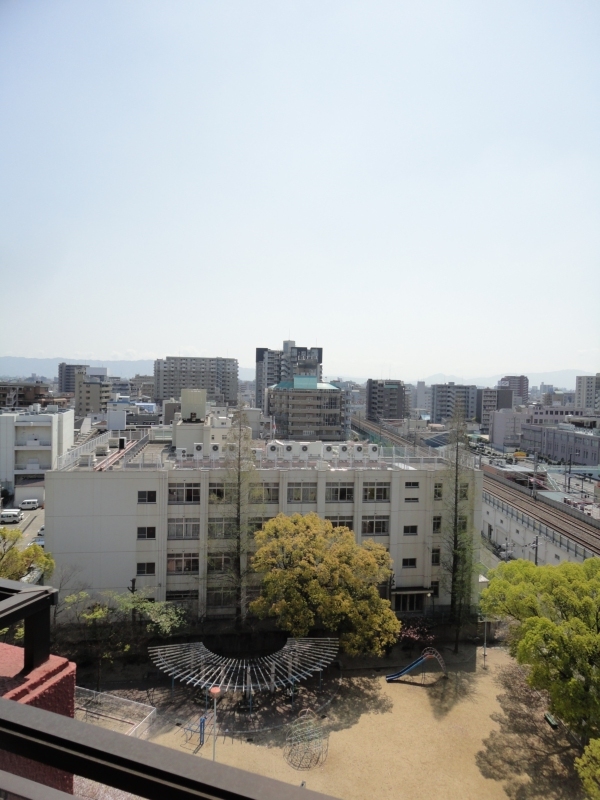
left=385, top=656, right=426, bottom=682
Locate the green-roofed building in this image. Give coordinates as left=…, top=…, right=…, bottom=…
left=266, top=375, right=346, bottom=441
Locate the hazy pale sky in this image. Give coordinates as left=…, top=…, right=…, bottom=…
left=1, top=1, right=599, bottom=378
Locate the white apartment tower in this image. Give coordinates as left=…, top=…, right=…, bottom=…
left=575, top=374, right=600, bottom=411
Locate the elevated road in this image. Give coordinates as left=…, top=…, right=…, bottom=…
left=483, top=474, right=600, bottom=555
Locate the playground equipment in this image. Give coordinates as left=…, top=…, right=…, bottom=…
left=284, top=709, right=329, bottom=770
left=149, top=638, right=338, bottom=695
left=386, top=647, right=447, bottom=682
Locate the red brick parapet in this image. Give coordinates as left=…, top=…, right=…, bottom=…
left=0, top=643, right=76, bottom=794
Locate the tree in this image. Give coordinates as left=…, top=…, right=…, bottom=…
left=213, top=407, right=262, bottom=628
left=250, top=513, right=401, bottom=656
left=440, top=406, right=476, bottom=652
left=481, top=558, right=600, bottom=744
left=576, top=739, right=600, bottom=800
left=63, top=590, right=186, bottom=691
left=0, top=526, right=54, bottom=581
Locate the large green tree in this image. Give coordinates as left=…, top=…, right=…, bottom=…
left=481, top=558, right=600, bottom=743
left=576, top=738, right=600, bottom=799
left=250, top=513, right=400, bottom=656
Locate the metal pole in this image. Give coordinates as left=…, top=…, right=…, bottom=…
left=534, top=535, right=539, bottom=567
left=212, top=694, right=217, bottom=762
left=483, top=620, right=487, bottom=670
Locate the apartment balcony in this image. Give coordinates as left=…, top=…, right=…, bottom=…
left=14, top=464, right=51, bottom=473
left=14, top=442, right=52, bottom=449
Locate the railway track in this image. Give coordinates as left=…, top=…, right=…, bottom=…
left=483, top=476, right=600, bottom=555
left=351, top=416, right=431, bottom=455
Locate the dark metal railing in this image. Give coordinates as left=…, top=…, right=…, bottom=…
left=0, top=698, right=337, bottom=800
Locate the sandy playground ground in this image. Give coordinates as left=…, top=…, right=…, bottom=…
left=142, top=645, right=583, bottom=800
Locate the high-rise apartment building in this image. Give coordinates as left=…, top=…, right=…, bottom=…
left=58, top=363, right=89, bottom=394
left=255, top=341, right=322, bottom=412
left=267, top=376, right=345, bottom=441
left=431, top=383, right=477, bottom=424
left=498, top=375, right=529, bottom=404
left=575, top=374, right=600, bottom=411
left=74, top=369, right=111, bottom=416
left=475, top=388, right=513, bottom=434
left=366, top=380, right=408, bottom=422
left=154, top=357, right=238, bottom=406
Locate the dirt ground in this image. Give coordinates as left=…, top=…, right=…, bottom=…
left=144, top=646, right=584, bottom=800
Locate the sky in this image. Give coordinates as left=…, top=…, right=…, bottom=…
left=1, top=1, right=599, bottom=379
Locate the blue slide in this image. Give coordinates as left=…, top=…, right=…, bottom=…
left=386, top=656, right=427, bottom=682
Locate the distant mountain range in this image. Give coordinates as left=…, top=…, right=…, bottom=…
left=0, top=357, right=591, bottom=389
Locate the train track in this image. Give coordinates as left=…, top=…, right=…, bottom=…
left=483, top=475, right=600, bottom=554
left=351, top=416, right=431, bottom=455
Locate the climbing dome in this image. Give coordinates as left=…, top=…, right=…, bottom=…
left=148, top=638, right=338, bottom=693
left=284, top=709, right=329, bottom=770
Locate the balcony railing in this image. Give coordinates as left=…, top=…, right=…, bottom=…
left=0, top=577, right=337, bottom=800
left=0, top=697, right=337, bottom=800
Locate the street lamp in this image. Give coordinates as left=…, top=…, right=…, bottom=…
left=210, top=686, right=221, bottom=762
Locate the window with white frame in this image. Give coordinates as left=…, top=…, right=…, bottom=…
left=402, top=558, right=417, bottom=568
left=166, top=552, right=199, bottom=574
left=325, top=482, right=355, bottom=502
left=326, top=515, right=354, bottom=528
left=250, top=483, right=280, bottom=504
left=136, top=562, right=155, bottom=575
left=362, top=482, right=390, bottom=502
left=361, top=515, right=389, bottom=535
left=208, top=518, right=237, bottom=538
left=209, top=483, right=236, bottom=503
left=168, top=483, right=200, bottom=503
left=137, top=527, right=156, bottom=539
left=403, top=525, right=418, bottom=535
left=167, top=518, right=200, bottom=539
left=287, top=483, right=317, bottom=503
left=207, top=553, right=234, bottom=573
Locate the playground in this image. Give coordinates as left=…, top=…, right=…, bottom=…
left=137, top=643, right=583, bottom=800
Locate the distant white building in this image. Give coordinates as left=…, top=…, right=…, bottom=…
left=489, top=408, right=532, bottom=451
left=0, top=406, right=74, bottom=503
left=431, top=383, right=477, bottom=424
left=576, top=374, right=600, bottom=411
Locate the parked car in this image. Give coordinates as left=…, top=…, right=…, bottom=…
left=19, top=499, right=39, bottom=511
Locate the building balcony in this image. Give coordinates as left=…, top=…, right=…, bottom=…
left=14, top=464, right=51, bottom=473
left=14, top=442, right=52, bottom=449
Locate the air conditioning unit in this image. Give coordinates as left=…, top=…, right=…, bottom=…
left=298, top=443, right=310, bottom=460
left=368, top=444, right=379, bottom=460
left=266, top=442, right=278, bottom=459
left=322, top=444, right=336, bottom=459
left=338, top=443, right=350, bottom=460
left=282, top=443, right=294, bottom=460
left=209, top=443, right=221, bottom=458
left=353, top=444, right=365, bottom=460
left=193, top=443, right=204, bottom=456
left=176, top=447, right=187, bottom=459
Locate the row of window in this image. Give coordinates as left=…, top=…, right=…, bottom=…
left=138, top=481, right=468, bottom=506
left=137, top=515, right=452, bottom=540
left=139, top=551, right=438, bottom=577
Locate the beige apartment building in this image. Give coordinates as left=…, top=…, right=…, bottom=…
left=74, top=369, right=111, bottom=416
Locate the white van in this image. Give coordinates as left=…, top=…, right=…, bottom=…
left=1, top=510, right=24, bottom=524
left=19, top=499, right=39, bottom=510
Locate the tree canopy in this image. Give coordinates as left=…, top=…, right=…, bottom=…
left=250, top=513, right=400, bottom=656
left=481, top=558, right=600, bottom=742
left=0, top=526, right=54, bottom=581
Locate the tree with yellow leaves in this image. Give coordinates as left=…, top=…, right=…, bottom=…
left=250, top=513, right=400, bottom=656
